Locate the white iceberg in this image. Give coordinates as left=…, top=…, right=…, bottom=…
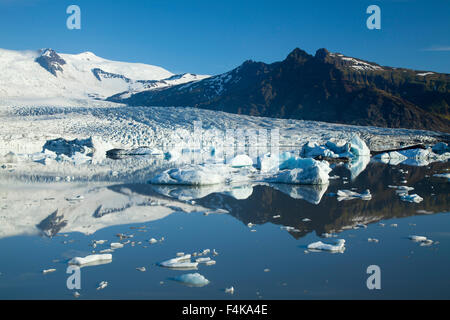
left=270, top=158, right=331, bottom=185
left=400, top=194, right=423, bottom=203
left=68, top=254, right=112, bottom=266
left=159, top=254, right=198, bottom=270
left=307, top=239, right=346, bottom=252
left=150, top=165, right=228, bottom=185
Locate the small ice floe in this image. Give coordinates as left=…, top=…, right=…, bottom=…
left=173, top=273, right=210, bottom=287
left=390, top=224, right=398, bottom=227
left=136, top=267, right=146, bottom=272
left=148, top=238, right=158, bottom=244
left=269, top=158, right=331, bottom=185
left=176, top=252, right=185, bottom=257
left=225, top=286, right=235, bottom=294
left=202, top=249, right=210, bottom=255
left=68, top=254, right=112, bottom=266
left=247, top=223, right=255, bottom=228
left=159, top=254, right=198, bottom=270
left=273, top=215, right=281, bottom=219
left=379, top=223, right=385, bottom=227
left=408, top=235, right=434, bottom=246
left=302, top=218, right=311, bottom=222
left=336, top=189, right=371, bottom=201
left=264, top=268, right=270, bottom=272
left=97, top=281, right=108, bottom=290
left=212, top=249, right=219, bottom=256
left=196, top=257, right=211, bottom=263
left=110, top=242, right=124, bottom=249
left=99, top=249, right=114, bottom=254
left=354, top=223, right=368, bottom=229
left=73, top=292, right=80, bottom=298
left=93, top=240, right=108, bottom=245
left=400, top=194, right=423, bottom=203
left=42, top=268, right=56, bottom=274
left=307, top=239, right=346, bottom=253
left=368, top=238, right=379, bottom=243
left=388, top=185, right=414, bottom=194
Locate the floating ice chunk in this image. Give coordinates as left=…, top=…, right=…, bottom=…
left=400, top=194, right=423, bottom=203
left=409, top=235, right=428, bottom=242
left=368, top=238, right=379, bottom=243
left=247, top=223, right=255, bottom=228
left=270, top=158, right=331, bottom=185
left=176, top=252, right=185, bottom=257
left=273, top=215, right=281, bottom=219
left=73, top=292, right=80, bottom=298
left=99, top=249, right=114, bottom=253
left=42, top=268, right=56, bottom=274
left=136, top=267, right=146, bottom=272
left=150, top=165, right=227, bottom=185
left=159, top=254, right=198, bottom=270
left=97, top=281, right=108, bottom=290
left=301, top=142, right=338, bottom=158
left=302, top=218, right=311, bottom=222
left=336, top=189, right=371, bottom=201
left=375, top=151, right=408, bottom=165
left=205, top=260, right=216, bottom=266
left=110, top=242, right=124, bottom=249
left=229, top=154, right=253, bottom=167
left=68, top=254, right=112, bottom=266
left=307, top=239, right=346, bottom=252
left=93, top=240, right=107, bottom=245
left=225, top=286, right=235, bottom=294
left=173, top=273, right=210, bottom=287
left=349, top=135, right=370, bottom=156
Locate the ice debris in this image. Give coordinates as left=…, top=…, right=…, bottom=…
left=159, top=254, right=198, bottom=270
left=68, top=254, right=112, bottom=266
left=307, top=239, right=346, bottom=252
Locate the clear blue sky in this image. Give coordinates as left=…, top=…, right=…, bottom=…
left=0, top=0, right=449, bottom=75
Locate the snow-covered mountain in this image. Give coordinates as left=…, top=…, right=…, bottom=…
left=0, top=48, right=209, bottom=104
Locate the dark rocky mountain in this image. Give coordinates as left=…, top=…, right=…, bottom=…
left=35, top=48, right=66, bottom=76
left=108, top=48, right=450, bottom=133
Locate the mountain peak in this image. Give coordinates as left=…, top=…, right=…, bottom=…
left=285, top=48, right=312, bottom=64
left=35, top=48, right=66, bottom=77
left=315, top=48, right=330, bottom=60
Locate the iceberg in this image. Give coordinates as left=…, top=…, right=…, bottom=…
left=68, top=254, right=112, bottom=266
left=150, top=165, right=228, bottom=185
left=159, top=254, right=198, bottom=270
left=270, top=158, right=331, bottom=185
left=400, top=194, right=423, bottom=203
left=307, top=239, right=346, bottom=252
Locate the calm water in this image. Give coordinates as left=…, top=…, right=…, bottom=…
left=0, top=161, right=449, bottom=299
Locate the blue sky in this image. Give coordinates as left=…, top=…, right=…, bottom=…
left=0, top=0, right=449, bottom=75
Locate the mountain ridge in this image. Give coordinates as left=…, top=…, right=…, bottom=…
left=109, top=48, right=450, bottom=133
